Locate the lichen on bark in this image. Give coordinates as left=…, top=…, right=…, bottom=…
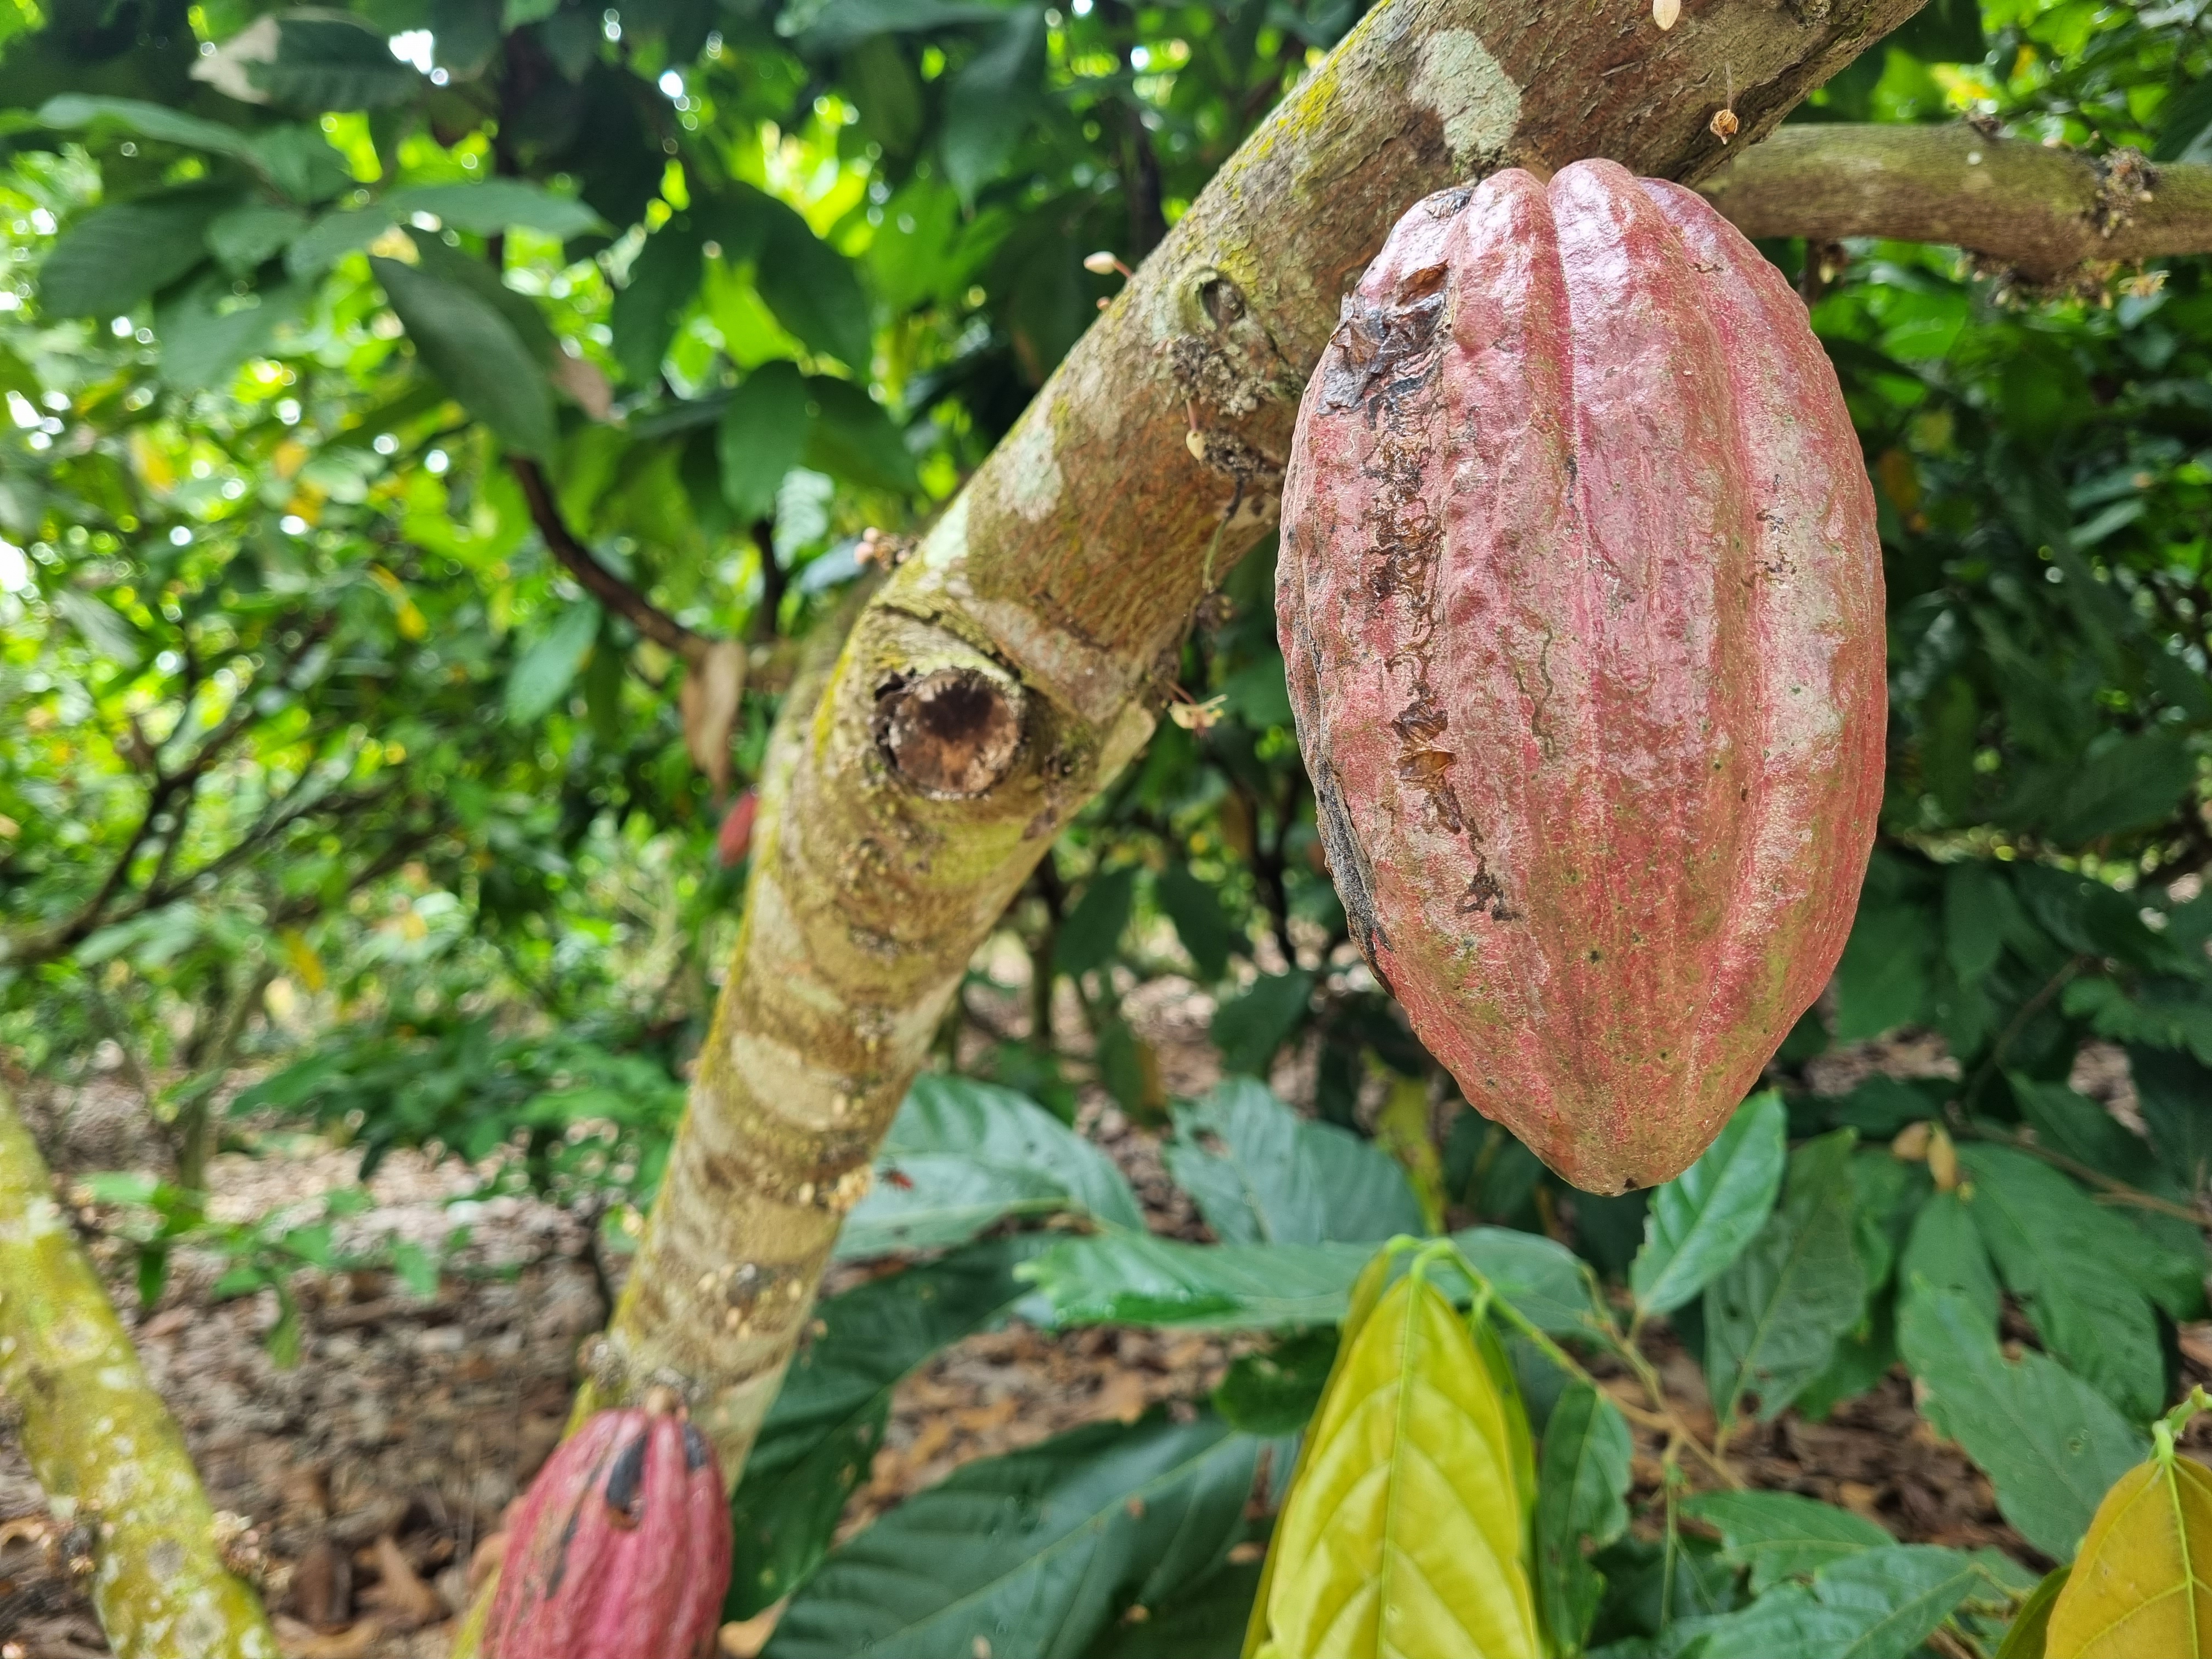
left=0, top=1088, right=278, bottom=1659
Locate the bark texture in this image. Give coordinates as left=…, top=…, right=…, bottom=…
left=0, top=1090, right=278, bottom=1658
left=1701, top=123, right=2212, bottom=278
left=585, top=0, right=1929, bottom=1483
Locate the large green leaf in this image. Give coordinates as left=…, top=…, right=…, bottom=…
left=764, top=1414, right=1260, bottom=1659
left=1163, top=1077, right=1420, bottom=1247
left=1898, top=1190, right=2001, bottom=1330
left=1898, top=1285, right=2145, bottom=1560
left=1212, top=969, right=1316, bottom=1076
left=611, top=216, right=707, bottom=386
left=154, top=272, right=308, bottom=392
left=835, top=1073, right=1142, bottom=1257
left=1831, top=898, right=1936, bottom=1043
left=504, top=601, right=601, bottom=723
left=249, top=14, right=425, bottom=109
left=2034, top=729, right=2197, bottom=844
left=1956, top=1144, right=2164, bottom=1421
left=941, top=7, right=1047, bottom=201
left=743, top=187, right=873, bottom=370
left=37, top=94, right=259, bottom=162
left=1689, top=1545, right=1985, bottom=1659
left=371, top=256, right=556, bottom=458
left=386, top=180, right=603, bottom=239
left=1534, top=1383, right=1632, bottom=1654
left=1022, top=1227, right=1599, bottom=1336
left=718, top=361, right=813, bottom=522
left=1086, top=1559, right=1262, bottom=1658
left=729, top=1237, right=1044, bottom=1617
left=39, top=191, right=231, bottom=317
left=1630, top=1092, right=1787, bottom=1317
left=2131, top=1044, right=2212, bottom=1197
left=1155, top=864, right=1240, bottom=981
left=1057, top=865, right=1138, bottom=978
left=1250, top=1260, right=1541, bottom=1658
left=802, top=375, right=918, bottom=493
left=1704, top=1131, right=1867, bottom=1423
left=1680, top=1489, right=1894, bottom=1593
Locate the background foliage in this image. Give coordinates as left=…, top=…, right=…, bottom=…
left=3, top=0, right=2211, bottom=1649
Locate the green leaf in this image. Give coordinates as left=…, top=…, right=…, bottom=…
left=40, top=192, right=230, bottom=317
left=612, top=217, right=707, bottom=386
left=1956, top=1144, right=2164, bottom=1422
left=283, top=207, right=394, bottom=278
left=1250, top=1260, right=1542, bottom=1658
left=206, top=204, right=309, bottom=274
left=1057, top=865, right=1138, bottom=978
left=750, top=192, right=873, bottom=369
left=1212, top=969, right=1316, bottom=1076
left=836, top=1073, right=1142, bottom=1257
left=1944, top=862, right=2011, bottom=986
left=250, top=14, right=425, bottom=110
left=387, top=180, right=604, bottom=239
left=388, top=1239, right=439, bottom=1300
left=1832, top=900, right=1934, bottom=1042
left=1690, top=1545, right=1984, bottom=1659
left=1631, top=1092, right=1787, bottom=1317
left=1898, top=1190, right=2001, bottom=1331
left=244, top=125, right=353, bottom=205
left=1022, top=1226, right=1598, bottom=1336
left=718, top=361, right=813, bottom=521
left=1704, top=1131, right=1868, bottom=1424
left=1993, top=1567, right=2066, bottom=1659
left=2131, top=1045, right=2212, bottom=1195
left=800, top=375, right=917, bottom=493
left=154, top=271, right=308, bottom=392
left=1680, top=1489, right=1894, bottom=1593
left=1155, top=864, right=1240, bottom=981
left=504, top=601, right=601, bottom=723
left=372, top=256, right=557, bottom=457
left=730, top=1238, right=1044, bottom=1617
left=941, top=8, right=1047, bottom=202
left=763, top=1414, right=1260, bottom=1659
left=1163, top=1077, right=1420, bottom=1246
left=1085, top=1559, right=1262, bottom=1659
left=1211, top=1328, right=1338, bottom=1436
left=1219, top=655, right=1294, bottom=730
left=37, top=94, right=259, bottom=162
left=2155, top=76, right=2212, bottom=162
left=1534, top=1383, right=1632, bottom=1655
left=1897, top=1285, right=2145, bottom=1560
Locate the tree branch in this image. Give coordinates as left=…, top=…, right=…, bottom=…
left=508, top=456, right=713, bottom=667
left=568, top=0, right=1926, bottom=1496
left=0, top=1087, right=278, bottom=1657
left=1700, top=123, right=2212, bottom=279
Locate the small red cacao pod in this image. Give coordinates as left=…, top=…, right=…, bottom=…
left=483, top=1395, right=731, bottom=1659
left=1278, top=160, right=1885, bottom=1193
left=715, top=789, right=758, bottom=868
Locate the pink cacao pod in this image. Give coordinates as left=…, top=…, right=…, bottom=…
left=1278, top=160, right=1886, bottom=1193
left=715, top=788, right=759, bottom=868
left=483, top=1393, right=731, bottom=1659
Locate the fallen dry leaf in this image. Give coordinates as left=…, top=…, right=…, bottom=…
left=360, top=1534, right=445, bottom=1628
left=273, top=1613, right=383, bottom=1659
left=720, top=1600, right=786, bottom=1658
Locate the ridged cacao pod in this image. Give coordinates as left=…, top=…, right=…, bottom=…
left=483, top=1393, right=731, bottom=1659
left=1278, top=160, right=1884, bottom=1193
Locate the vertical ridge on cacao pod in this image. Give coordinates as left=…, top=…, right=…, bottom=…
left=1278, top=160, right=1884, bottom=1194
left=482, top=1390, right=732, bottom=1659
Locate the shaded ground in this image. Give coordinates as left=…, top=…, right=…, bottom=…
left=1, top=1000, right=2195, bottom=1657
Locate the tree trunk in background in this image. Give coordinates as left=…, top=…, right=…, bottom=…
left=0, top=1090, right=278, bottom=1658
left=581, top=0, right=1929, bottom=1484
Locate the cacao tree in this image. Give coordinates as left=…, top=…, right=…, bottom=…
left=2, top=0, right=2212, bottom=1651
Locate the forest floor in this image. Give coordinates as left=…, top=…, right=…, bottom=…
left=4, top=988, right=2207, bottom=1659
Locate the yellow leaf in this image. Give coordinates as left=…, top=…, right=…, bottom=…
left=1248, top=1251, right=1542, bottom=1659
left=128, top=429, right=177, bottom=493
left=279, top=929, right=326, bottom=995
left=2047, top=1431, right=2212, bottom=1657
left=272, top=439, right=310, bottom=481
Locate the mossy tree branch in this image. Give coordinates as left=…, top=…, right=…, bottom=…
left=0, top=1088, right=277, bottom=1658
left=574, top=0, right=1929, bottom=1491
left=1700, top=123, right=2212, bottom=278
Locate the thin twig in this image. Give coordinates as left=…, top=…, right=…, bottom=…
left=508, top=457, right=713, bottom=667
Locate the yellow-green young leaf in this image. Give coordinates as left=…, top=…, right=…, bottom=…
left=2047, top=1443, right=2212, bottom=1657
left=1248, top=1262, right=1542, bottom=1659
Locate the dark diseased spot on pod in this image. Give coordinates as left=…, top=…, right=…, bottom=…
left=682, top=1424, right=712, bottom=1473
left=602, top=1432, right=651, bottom=1529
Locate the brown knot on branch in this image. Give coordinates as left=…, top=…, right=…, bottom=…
left=872, top=665, right=1025, bottom=798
